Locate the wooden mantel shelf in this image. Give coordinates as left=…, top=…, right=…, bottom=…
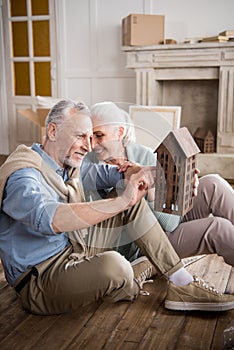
left=122, top=41, right=234, bottom=51
left=122, top=42, right=234, bottom=70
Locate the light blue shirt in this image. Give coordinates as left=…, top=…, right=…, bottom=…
left=0, top=144, right=123, bottom=285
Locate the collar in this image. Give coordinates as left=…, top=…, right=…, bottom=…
left=32, top=143, right=68, bottom=180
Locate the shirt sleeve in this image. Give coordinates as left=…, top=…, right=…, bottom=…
left=2, top=168, right=60, bottom=234
left=81, top=158, right=124, bottom=191
left=126, top=143, right=156, bottom=166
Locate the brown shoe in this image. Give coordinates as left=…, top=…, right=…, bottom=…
left=131, top=256, right=157, bottom=294
left=165, top=275, right=234, bottom=311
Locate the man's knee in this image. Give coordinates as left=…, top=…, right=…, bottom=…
left=95, top=251, right=138, bottom=302
left=96, top=251, right=134, bottom=282
left=98, top=251, right=139, bottom=303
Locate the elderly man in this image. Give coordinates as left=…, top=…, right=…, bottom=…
left=0, top=99, right=233, bottom=315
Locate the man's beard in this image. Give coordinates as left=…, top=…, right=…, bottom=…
left=63, top=156, right=80, bottom=168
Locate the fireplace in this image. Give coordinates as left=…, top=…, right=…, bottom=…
left=122, top=42, right=234, bottom=178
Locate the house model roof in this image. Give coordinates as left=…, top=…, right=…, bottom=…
left=155, top=127, right=200, bottom=158
left=194, top=127, right=214, bottom=139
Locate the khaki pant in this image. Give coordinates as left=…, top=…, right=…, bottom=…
left=19, top=198, right=182, bottom=315
left=168, top=174, right=234, bottom=266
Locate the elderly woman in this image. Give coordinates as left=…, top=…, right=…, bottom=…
left=83, top=101, right=234, bottom=268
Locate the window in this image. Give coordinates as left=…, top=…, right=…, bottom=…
left=9, top=0, right=51, bottom=96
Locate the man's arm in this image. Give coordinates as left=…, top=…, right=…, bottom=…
left=53, top=168, right=152, bottom=233
left=2, top=169, right=60, bottom=234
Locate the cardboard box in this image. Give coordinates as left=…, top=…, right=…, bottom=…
left=18, top=108, right=50, bottom=143
left=122, top=13, right=164, bottom=46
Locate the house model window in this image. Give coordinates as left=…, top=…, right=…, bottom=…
left=154, top=127, right=200, bottom=216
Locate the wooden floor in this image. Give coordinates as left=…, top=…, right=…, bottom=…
left=0, top=254, right=234, bottom=350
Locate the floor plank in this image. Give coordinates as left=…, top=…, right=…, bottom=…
left=138, top=305, right=187, bottom=350
left=102, top=280, right=166, bottom=349
left=0, top=255, right=233, bottom=350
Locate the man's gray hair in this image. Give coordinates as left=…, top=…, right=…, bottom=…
left=45, top=99, right=90, bottom=129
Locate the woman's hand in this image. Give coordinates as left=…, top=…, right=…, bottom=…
left=193, top=168, right=200, bottom=196
left=118, top=161, right=139, bottom=174
left=118, top=161, right=156, bottom=186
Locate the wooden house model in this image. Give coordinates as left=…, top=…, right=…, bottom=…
left=154, top=127, right=200, bottom=216
left=193, top=127, right=215, bottom=153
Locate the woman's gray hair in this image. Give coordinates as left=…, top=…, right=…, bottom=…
left=90, top=101, right=136, bottom=146
left=45, top=99, right=90, bottom=129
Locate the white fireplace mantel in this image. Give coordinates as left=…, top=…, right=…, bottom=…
left=122, top=42, right=234, bottom=178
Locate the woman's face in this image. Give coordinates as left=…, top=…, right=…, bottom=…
left=91, top=123, right=125, bottom=163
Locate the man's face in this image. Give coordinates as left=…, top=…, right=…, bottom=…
left=92, top=123, right=124, bottom=163
left=54, top=113, right=92, bottom=168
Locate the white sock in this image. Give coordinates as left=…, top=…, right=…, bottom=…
left=169, top=267, right=194, bottom=286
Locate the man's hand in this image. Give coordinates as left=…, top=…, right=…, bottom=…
left=118, top=161, right=156, bottom=185
left=120, top=166, right=156, bottom=208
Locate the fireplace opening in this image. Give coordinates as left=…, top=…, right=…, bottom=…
left=158, top=79, right=219, bottom=151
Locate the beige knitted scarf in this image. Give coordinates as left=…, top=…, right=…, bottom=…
left=0, top=144, right=87, bottom=254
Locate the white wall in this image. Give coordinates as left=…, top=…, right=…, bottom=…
left=154, top=0, right=234, bottom=43
left=57, top=0, right=139, bottom=107
left=56, top=0, right=234, bottom=108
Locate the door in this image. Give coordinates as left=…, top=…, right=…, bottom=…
left=0, top=0, right=9, bottom=154
left=2, top=0, right=58, bottom=151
